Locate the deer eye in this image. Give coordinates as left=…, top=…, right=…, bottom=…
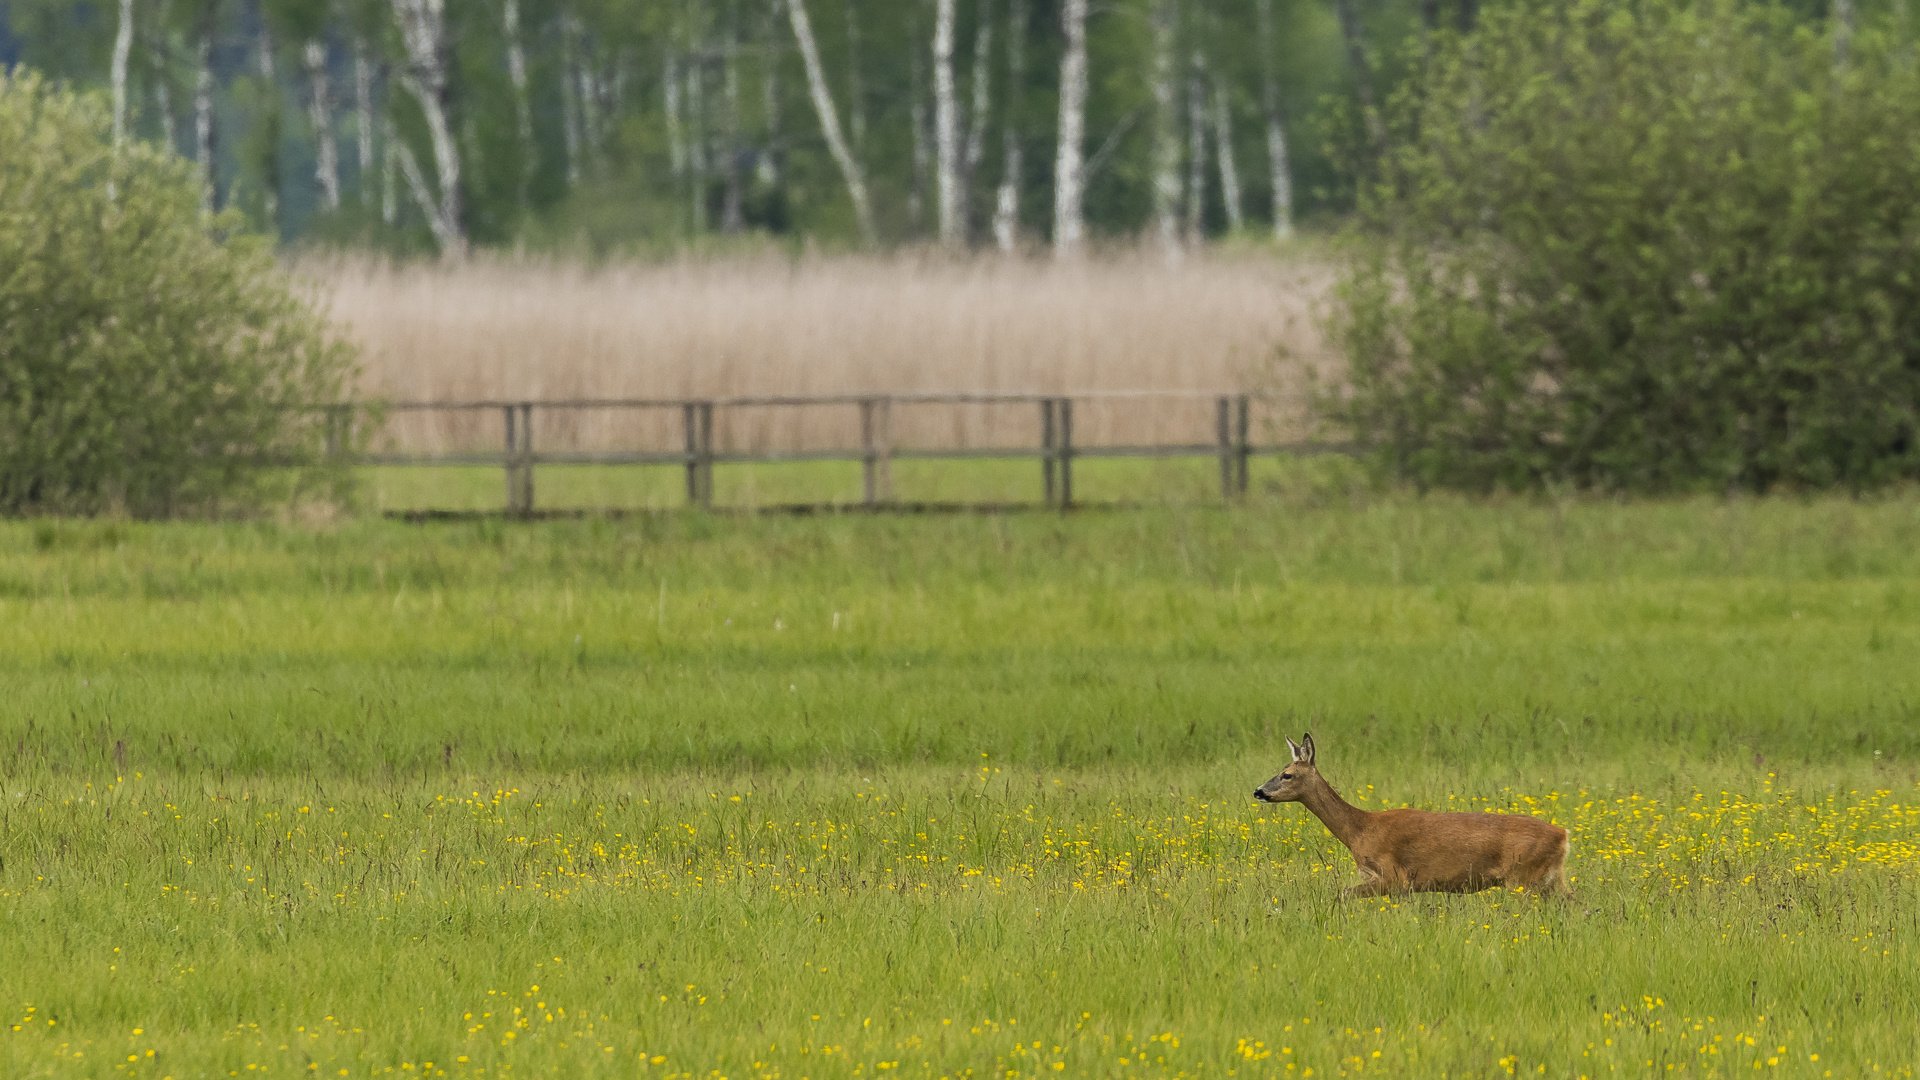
left=1280, top=773, right=1294, bottom=781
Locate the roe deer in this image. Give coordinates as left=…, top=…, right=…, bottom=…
left=1253, top=733, right=1572, bottom=899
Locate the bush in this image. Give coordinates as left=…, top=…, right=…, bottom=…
left=0, top=70, right=357, bottom=517
left=1325, top=0, right=1920, bottom=493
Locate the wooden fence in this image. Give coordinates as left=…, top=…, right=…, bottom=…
left=339, top=391, right=1351, bottom=513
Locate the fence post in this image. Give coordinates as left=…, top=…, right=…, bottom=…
left=1040, top=399, right=1057, bottom=506
left=1217, top=395, right=1233, bottom=501
left=502, top=404, right=519, bottom=515
left=684, top=402, right=716, bottom=509
left=874, top=397, right=892, bottom=503
left=683, top=403, right=700, bottom=506
left=861, top=399, right=877, bottom=506
left=860, top=397, right=895, bottom=506
left=518, top=402, right=536, bottom=514
left=503, top=402, right=535, bottom=516
left=1236, top=394, right=1252, bottom=496
left=696, top=401, right=715, bottom=508
left=1057, top=397, right=1074, bottom=509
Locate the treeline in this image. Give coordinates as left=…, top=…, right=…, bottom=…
left=0, top=0, right=1463, bottom=254
left=0, top=1, right=1877, bottom=255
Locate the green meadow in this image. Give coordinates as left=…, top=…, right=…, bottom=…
left=1, top=493, right=1916, bottom=1078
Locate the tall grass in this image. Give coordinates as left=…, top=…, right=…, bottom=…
left=3, top=498, right=1917, bottom=1076
left=302, top=252, right=1334, bottom=457
left=6, top=495, right=1919, bottom=776
left=2, top=765, right=1913, bottom=1077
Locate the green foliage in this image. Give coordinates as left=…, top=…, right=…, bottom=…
left=0, top=71, right=358, bottom=517
left=1326, top=0, right=1920, bottom=493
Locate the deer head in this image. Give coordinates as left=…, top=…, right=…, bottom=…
left=1252, top=733, right=1318, bottom=803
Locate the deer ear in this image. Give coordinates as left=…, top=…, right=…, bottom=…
left=1301, top=733, right=1316, bottom=765
left=1286, top=736, right=1304, bottom=763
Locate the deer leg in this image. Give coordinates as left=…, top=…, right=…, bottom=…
left=1341, top=874, right=1396, bottom=900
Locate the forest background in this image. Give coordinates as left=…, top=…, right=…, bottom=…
left=0, top=0, right=1863, bottom=258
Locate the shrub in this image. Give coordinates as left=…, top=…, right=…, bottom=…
left=1324, top=0, right=1920, bottom=493
left=0, top=70, right=357, bottom=517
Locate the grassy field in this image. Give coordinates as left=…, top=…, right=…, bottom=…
left=2, top=495, right=1917, bottom=1078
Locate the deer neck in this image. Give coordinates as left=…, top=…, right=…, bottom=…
left=1298, top=774, right=1371, bottom=851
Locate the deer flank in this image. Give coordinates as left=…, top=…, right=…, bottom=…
left=1253, top=733, right=1572, bottom=899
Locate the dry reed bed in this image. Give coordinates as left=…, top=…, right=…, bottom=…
left=306, top=253, right=1335, bottom=455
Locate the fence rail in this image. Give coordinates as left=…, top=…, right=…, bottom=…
left=334, top=391, right=1352, bottom=513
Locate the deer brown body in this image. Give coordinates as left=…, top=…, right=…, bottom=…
left=1253, top=734, right=1572, bottom=899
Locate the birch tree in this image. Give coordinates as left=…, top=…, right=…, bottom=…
left=961, top=11, right=992, bottom=233
left=502, top=0, right=536, bottom=207
left=1211, top=76, right=1242, bottom=232
left=908, top=6, right=930, bottom=237
left=992, top=0, right=1026, bottom=252
left=352, top=36, right=377, bottom=210
left=933, top=0, right=962, bottom=248
left=760, top=0, right=787, bottom=194
left=685, top=38, right=708, bottom=233
left=305, top=41, right=342, bottom=210
left=1147, top=0, right=1181, bottom=257
left=720, top=2, right=746, bottom=234
left=1183, top=49, right=1206, bottom=242
left=786, top=0, right=877, bottom=244
left=390, top=0, right=466, bottom=256
left=150, top=35, right=178, bottom=153
left=563, top=12, right=585, bottom=185
left=1052, top=0, right=1088, bottom=258
left=1254, top=0, right=1292, bottom=239
left=194, top=23, right=217, bottom=210
left=252, top=14, right=282, bottom=231
left=112, top=0, right=135, bottom=148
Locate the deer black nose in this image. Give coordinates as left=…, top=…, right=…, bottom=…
left=1251, top=787, right=1266, bottom=800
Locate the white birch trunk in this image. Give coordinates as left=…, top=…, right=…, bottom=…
left=305, top=42, right=342, bottom=211
left=909, top=38, right=929, bottom=238
left=390, top=117, right=456, bottom=249
left=382, top=114, right=398, bottom=223
left=503, top=0, right=536, bottom=205
left=154, top=69, right=177, bottom=153
left=149, top=0, right=176, bottom=151
left=353, top=38, right=376, bottom=207
left=562, top=14, right=584, bottom=186
left=721, top=13, right=745, bottom=234
left=1051, top=0, right=1088, bottom=259
left=686, top=52, right=707, bottom=233
left=1835, top=0, right=1855, bottom=67
left=992, top=0, right=1027, bottom=253
left=112, top=0, right=135, bottom=147
left=1183, top=51, right=1206, bottom=243
left=933, top=0, right=962, bottom=248
left=581, top=58, right=606, bottom=164
left=1148, top=0, right=1181, bottom=258
left=1254, top=0, right=1292, bottom=240
left=787, top=0, right=877, bottom=244
left=962, top=14, right=992, bottom=220
left=760, top=0, right=785, bottom=188
left=1212, top=77, right=1242, bottom=232
left=391, top=0, right=467, bottom=256
left=194, top=31, right=216, bottom=210
left=664, top=48, right=685, bottom=181
left=255, top=20, right=280, bottom=230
